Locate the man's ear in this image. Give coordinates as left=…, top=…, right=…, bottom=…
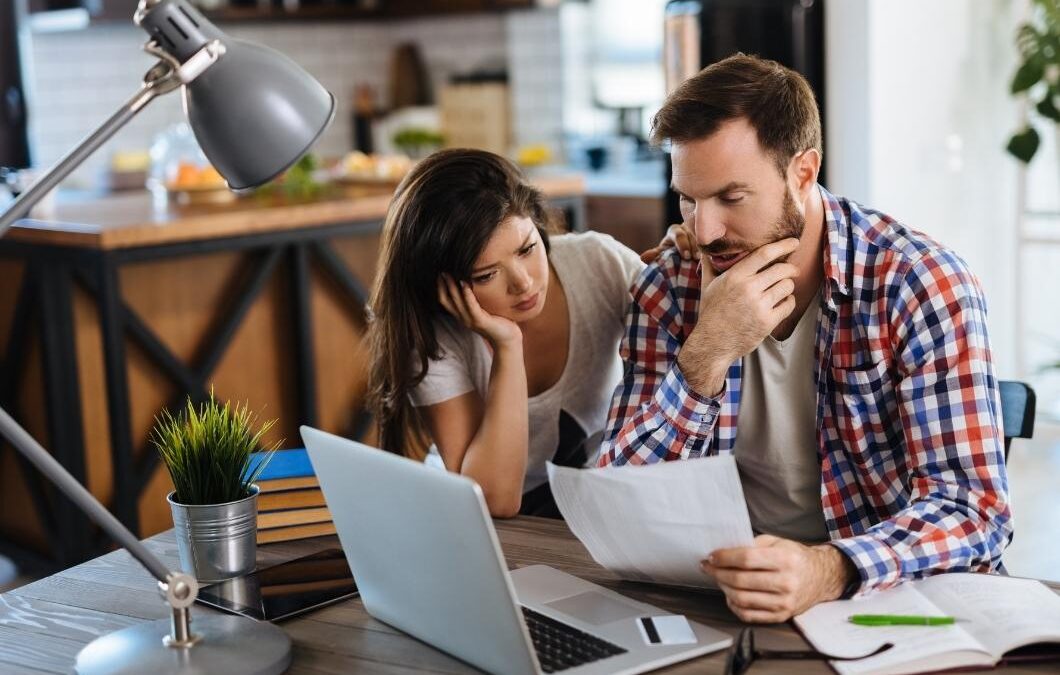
left=788, top=148, right=821, bottom=201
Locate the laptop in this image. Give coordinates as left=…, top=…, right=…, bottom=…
left=300, top=426, right=732, bottom=675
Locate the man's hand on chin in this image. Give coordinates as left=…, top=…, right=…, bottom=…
left=701, top=535, right=858, bottom=623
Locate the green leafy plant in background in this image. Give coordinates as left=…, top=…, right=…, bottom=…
left=280, top=153, right=324, bottom=200
left=392, top=127, right=444, bottom=158
left=152, top=391, right=279, bottom=505
left=256, top=152, right=327, bottom=201
left=1007, top=0, right=1060, bottom=163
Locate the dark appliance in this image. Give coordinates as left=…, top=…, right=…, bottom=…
left=662, top=0, right=826, bottom=228
left=1, top=0, right=31, bottom=170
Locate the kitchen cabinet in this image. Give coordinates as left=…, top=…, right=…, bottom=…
left=198, top=0, right=539, bottom=23
left=586, top=194, right=666, bottom=255
left=27, top=0, right=140, bottom=23
left=28, top=0, right=542, bottom=24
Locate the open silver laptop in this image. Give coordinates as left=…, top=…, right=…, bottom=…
left=301, top=426, right=731, bottom=675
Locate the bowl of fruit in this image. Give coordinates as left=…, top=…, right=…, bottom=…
left=331, top=151, right=413, bottom=186
left=164, top=162, right=234, bottom=205
left=148, top=123, right=236, bottom=206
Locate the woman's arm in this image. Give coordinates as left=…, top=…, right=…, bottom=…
left=420, top=341, right=528, bottom=517
left=423, top=276, right=529, bottom=518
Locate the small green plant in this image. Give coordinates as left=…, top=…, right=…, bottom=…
left=152, top=392, right=279, bottom=505
left=1007, top=0, right=1060, bottom=163
left=256, top=152, right=326, bottom=202
left=281, top=153, right=324, bottom=200
left=392, top=127, right=444, bottom=158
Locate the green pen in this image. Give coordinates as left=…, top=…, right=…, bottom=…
left=849, top=614, right=956, bottom=626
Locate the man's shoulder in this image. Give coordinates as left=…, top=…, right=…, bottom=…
left=637, top=247, right=700, bottom=296
left=840, top=198, right=975, bottom=288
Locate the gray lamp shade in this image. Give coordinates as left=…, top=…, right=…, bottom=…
left=183, top=40, right=336, bottom=191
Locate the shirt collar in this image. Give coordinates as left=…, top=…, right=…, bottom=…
left=820, top=185, right=852, bottom=305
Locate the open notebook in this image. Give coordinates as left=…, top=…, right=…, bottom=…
left=794, top=573, right=1060, bottom=675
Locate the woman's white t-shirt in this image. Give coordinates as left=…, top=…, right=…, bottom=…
left=409, top=231, right=645, bottom=492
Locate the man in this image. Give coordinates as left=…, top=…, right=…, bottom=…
left=600, top=54, right=1011, bottom=623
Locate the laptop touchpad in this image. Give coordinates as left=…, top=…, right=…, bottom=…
left=544, top=591, right=644, bottom=626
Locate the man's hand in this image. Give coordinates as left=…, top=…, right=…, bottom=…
left=677, top=238, right=799, bottom=396
left=702, top=535, right=857, bottom=623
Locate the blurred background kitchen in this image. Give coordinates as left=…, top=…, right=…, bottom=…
left=1, top=0, right=1058, bottom=588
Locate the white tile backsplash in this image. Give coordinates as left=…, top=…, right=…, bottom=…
left=25, top=10, right=540, bottom=189
left=506, top=8, right=563, bottom=156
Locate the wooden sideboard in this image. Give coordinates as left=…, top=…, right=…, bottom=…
left=0, top=176, right=585, bottom=571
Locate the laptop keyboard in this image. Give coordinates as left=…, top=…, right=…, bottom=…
left=521, top=606, right=627, bottom=673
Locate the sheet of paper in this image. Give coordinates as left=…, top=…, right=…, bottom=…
left=547, top=454, right=754, bottom=588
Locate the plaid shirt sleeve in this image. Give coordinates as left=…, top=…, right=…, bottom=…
left=830, top=249, right=1012, bottom=594
left=598, top=252, right=722, bottom=465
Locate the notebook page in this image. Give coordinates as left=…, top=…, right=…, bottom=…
left=546, top=455, right=754, bottom=587
left=917, top=573, right=1060, bottom=660
left=795, top=582, right=990, bottom=675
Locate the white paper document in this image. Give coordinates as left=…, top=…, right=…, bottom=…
left=547, top=455, right=754, bottom=588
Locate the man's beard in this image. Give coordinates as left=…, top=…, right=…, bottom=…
left=700, top=189, right=805, bottom=259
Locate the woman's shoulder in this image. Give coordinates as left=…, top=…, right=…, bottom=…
left=550, top=231, right=644, bottom=277
left=408, top=317, right=488, bottom=407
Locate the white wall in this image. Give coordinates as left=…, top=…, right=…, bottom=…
left=826, top=0, right=1024, bottom=378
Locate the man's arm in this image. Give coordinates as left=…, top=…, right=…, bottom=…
left=600, top=239, right=801, bottom=466
left=599, top=251, right=723, bottom=466
left=830, top=249, right=1012, bottom=594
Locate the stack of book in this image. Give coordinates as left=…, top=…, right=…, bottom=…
left=250, top=448, right=336, bottom=544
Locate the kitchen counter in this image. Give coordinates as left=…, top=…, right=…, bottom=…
left=582, top=160, right=667, bottom=198
left=6, top=173, right=586, bottom=249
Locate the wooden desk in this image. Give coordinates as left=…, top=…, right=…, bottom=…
left=1, top=517, right=1058, bottom=674
left=0, top=177, right=585, bottom=571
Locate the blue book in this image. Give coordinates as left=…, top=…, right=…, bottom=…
left=249, top=448, right=314, bottom=481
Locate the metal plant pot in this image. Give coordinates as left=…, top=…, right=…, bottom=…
left=168, top=485, right=259, bottom=582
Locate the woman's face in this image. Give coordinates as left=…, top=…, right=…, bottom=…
left=467, top=215, right=549, bottom=323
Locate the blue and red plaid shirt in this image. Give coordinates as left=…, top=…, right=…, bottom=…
left=599, top=186, right=1011, bottom=595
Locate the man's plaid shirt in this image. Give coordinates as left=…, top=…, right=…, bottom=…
left=599, top=186, right=1011, bottom=595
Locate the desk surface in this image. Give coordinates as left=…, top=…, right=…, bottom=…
left=1, top=517, right=1057, bottom=674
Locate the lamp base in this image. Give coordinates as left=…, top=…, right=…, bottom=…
left=75, top=613, right=292, bottom=675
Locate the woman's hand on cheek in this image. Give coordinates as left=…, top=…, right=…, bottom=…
left=438, top=275, right=523, bottom=349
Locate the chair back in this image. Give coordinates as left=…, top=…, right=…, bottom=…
left=999, top=380, right=1035, bottom=459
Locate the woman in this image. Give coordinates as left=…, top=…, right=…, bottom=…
left=367, top=149, right=693, bottom=518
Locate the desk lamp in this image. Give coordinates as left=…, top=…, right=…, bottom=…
left=0, top=1, right=335, bottom=672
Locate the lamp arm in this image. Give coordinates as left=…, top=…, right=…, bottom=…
left=0, top=39, right=224, bottom=236
left=0, top=407, right=173, bottom=584
left=0, top=405, right=205, bottom=649
left=0, top=80, right=159, bottom=234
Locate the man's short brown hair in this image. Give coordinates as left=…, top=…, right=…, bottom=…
left=652, top=53, right=822, bottom=175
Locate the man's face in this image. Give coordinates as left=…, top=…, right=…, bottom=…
left=671, top=118, right=804, bottom=274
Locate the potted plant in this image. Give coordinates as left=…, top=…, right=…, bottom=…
left=152, top=392, right=278, bottom=582
left=1006, top=0, right=1059, bottom=164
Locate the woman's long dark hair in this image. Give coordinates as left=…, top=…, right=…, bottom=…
left=367, top=149, right=555, bottom=457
